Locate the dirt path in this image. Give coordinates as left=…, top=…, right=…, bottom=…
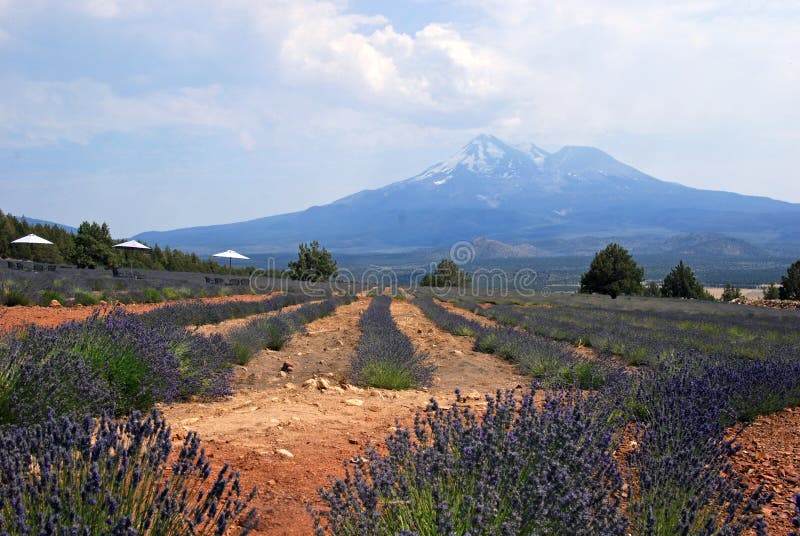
left=0, top=293, right=275, bottom=334
left=159, top=297, right=528, bottom=535
left=391, top=299, right=528, bottom=395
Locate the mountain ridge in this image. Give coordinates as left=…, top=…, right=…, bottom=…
left=134, top=134, right=800, bottom=255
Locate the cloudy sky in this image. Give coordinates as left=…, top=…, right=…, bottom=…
left=1, top=0, right=798, bottom=236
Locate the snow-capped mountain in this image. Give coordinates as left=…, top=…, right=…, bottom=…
left=135, top=134, right=800, bottom=255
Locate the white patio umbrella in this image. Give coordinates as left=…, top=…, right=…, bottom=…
left=113, top=240, right=151, bottom=276
left=11, top=233, right=54, bottom=245
left=10, top=233, right=54, bottom=267
left=212, top=249, right=250, bottom=269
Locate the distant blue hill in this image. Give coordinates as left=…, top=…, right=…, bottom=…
left=19, top=216, right=77, bottom=233
left=134, top=134, right=800, bottom=257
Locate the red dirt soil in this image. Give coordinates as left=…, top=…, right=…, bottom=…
left=732, top=408, right=800, bottom=534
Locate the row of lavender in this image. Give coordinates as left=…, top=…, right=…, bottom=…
left=350, top=296, right=434, bottom=390
left=413, top=296, right=614, bottom=388
left=227, top=295, right=356, bottom=363
left=309, top=296, right=800, bottom=534
left=137, top=291, right=318, bottom=328
left=461, top=296, right=800, bottom=366
left=0, top=292, right=356, bottom=533
left=313, top=373, right=784, bottom=535
left=0, top=293, right=352, bottom=424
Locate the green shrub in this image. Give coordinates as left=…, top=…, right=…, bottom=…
left=474, top=332, right=499, bottom=353
left=2, top=288, right=31, bottom=307
left=40, top=290, right=66, bottom=305
left=161, top=287, right=182, bottom=301
left=233, top=344, right=254, bottom=366
left=73, top=334, right=153, bottom=414
left=559, top=361, right=607, bottom=389
left=264, top=322, right=291, bottom=351
left=720, top=284, right=743, bottom=302
left=359, top=361, right=413, bottom=390
left=453, top=326, right=476, bottom=337
left=142, top=288, right=164, bottom=303
left=625, top=347, right=649, bottom=366
left=523, top=354, right=564, bottom=378
left=73, top=291, right=100, bottom=306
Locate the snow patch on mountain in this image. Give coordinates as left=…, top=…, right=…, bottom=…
left=516, top=142, right=549, bottom=169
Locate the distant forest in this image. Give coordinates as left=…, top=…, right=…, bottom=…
left=0, top=210, right=252, bottom=275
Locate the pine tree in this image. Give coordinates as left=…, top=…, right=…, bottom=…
left=580, top=243, right=644, bottom=299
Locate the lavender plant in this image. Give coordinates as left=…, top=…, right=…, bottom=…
left=1, top=313, right=182, bottom=422
left=624, top=367, right=772, bottom=535
left=0, top=409, right=257, bottom=535
left=414, top=296, right=611, bottom=388
left=0, top=307, right=250, bottom=424
left=412, top=297, right=484, bottom=337
left=350, top=296, right=434, bottom=389
left=168, top=329, right=237, bottom=399
left=460, top=297, right=800, bottom=366
left=311, top=388, right=627, bottom=535
left=226, top=296, right=355, bottom=362
left=138, top=292, right=313, bottom=328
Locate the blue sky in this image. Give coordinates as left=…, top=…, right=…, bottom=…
left=1, top=0, right=799, bottom=237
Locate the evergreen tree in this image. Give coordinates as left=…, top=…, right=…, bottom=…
left=780, top=260, right=800, bottom=300
left=720, top=283, right=743, bottom=302
left=72, top=222, right=118, bottom=268
left=661, top=260, right=711, bottom=299
left=421, top=259, right=471, bottom=287
left=580, top=243, right=644, bottom=299
left=288, top=241, right=338, bottom=282
left=763, top=282, right=781, bottom=300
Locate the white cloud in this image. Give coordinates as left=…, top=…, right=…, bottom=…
left=1, top=0, right=799, bottom=205
left=74, top=0, right=150, bottom=18
left=272, top=1, right=515, bottom=111
left=0, top=78, right=238, bottom=147
left=239, top=130, right=256, bottom=151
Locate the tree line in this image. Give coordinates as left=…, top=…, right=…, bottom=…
left=0, top=210, right=249, bottom=274
left=580, top=242, right=800, bottom=301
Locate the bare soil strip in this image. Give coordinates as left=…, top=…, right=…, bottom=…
left=731, top=408, right=800, bottom=534
left=390, top=299, right=527, bottom=396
